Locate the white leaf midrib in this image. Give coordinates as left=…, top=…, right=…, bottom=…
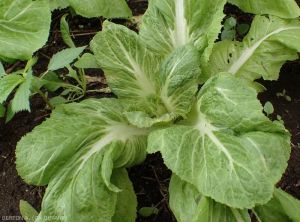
left=195, top=112, right=234, bottom=169
left=171, top=0, right=189, bottom=48
left=228, top=26, right=300, bottom=75
left=77, top=123, right=148, bottom=172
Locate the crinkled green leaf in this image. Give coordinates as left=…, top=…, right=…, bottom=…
left=11, top=71, right=33, bottom=112
left=111, top=169, right=137, bottom=222
left=68, top=0, right=132, bottom=18
left=0, top=74, right=24, bottom=103
left=49, top=0, right=70, bottom=11
left=159, top=45, right=200, bottom=117
left=16, top=99, right=147, bottom=222
left=0, top=62, right=5, bottom=77
left=60, top=14, right=75, bottom=48
left=91, top=22, right=162, bottom=114
left=169, top=174, right=251, bottom=222
left=124, top=45, right=201, bottom=127
left=124, top=111, right=173, bottom=128
left=148, top=74, right=290, bottom=208
left=0, top=0, right=51, bottom=61
left=255, top=188, right=300, bottom=222
left=206, top=16, right=300, bottom=81
left=48, top=46, right=86, bottom=71
left=228, top=0, right=300, bottom=19
left=74, top=53, right=100, bottom=69
left=140, top=0, right=226, bottom=58
left=19, top=200, right=39, bottom=222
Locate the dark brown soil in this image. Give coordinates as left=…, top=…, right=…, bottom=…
left=0, top=98, right=48, bottom=218
left=0, top=1, right=299, bottom=222
left=259, top=61, right=300, bottom=199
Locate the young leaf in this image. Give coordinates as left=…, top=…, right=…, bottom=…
left=148, top=74, right=290, bottom=209
left=91, top=22, right=161, bottom=112
left=255, top=188, right=300, bottom=222
left=74, top=53, right=101, bottom=69
left=47, top=46, right=86, bottom=71
left=221, top=29, right=236, bottom=41
left=16, top=99, right=148, bottom=221
left=263, top=101, right=274, bottom=116
left=206, top=16, right=300, bottom=82
left=60, top=14, right=76, bottom=48
left=138, top=207, right=159, bottom=217
left=140, top=0, right=227, bottom=58
left=0, top=74, right=24, bottom=104
left=0, top=0, right=51, bottom=61
left=68, top=0, right=132, bottom=18
left=19, top=200, right=38, bottom=222
left=237, top=24, right=250, bottom=36
left=159, top=45, right=200, bottom=118
left=169, top=175, right=251, bottom=222
left=125, top=45, right=201, bottom=128
left=228, top=0, right=300, bottom=19
left=12, top=71, right=33, bottom=112
left=223, top=17, right=237, bottom=30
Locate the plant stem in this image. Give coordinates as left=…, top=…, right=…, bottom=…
left=37, top=89, right=54, bottom=110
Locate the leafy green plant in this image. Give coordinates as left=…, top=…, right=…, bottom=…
left=0, top=47, right=86, bottom=121
left=0, top=58, right=38, bottom=121
left=221, top=16, right=237, bottom=40
left=15, top=0, right=300, bottom=221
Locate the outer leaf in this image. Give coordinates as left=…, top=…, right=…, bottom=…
left=0, top=74, right=24, bottom=104
left=0, top=0, right=51, bottom=61
left=91, top=22, right=161, bottom=113
left=206, top=16, right=300, bottom=81
left=48, top=46, right=86, bottom=71
left=124, top=45, right=201, bottom=127
left=16, top=99, right=147, bottom=222
left=148, top=74, right=290, bottom=208
left=169, top=175, right=251, bottom=222
left=140, top=0, right=226, bottom=58
left=19, top=200, right=39, bottom=222
left=228, top=0, right=300, bottom=19
left=11, top=71, right=33, bottom=112
left=68, top=0, right=132, bottom=18
left=111, top=169, right=137, bottom=222
left=255, top=188, right=300, bottom=222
